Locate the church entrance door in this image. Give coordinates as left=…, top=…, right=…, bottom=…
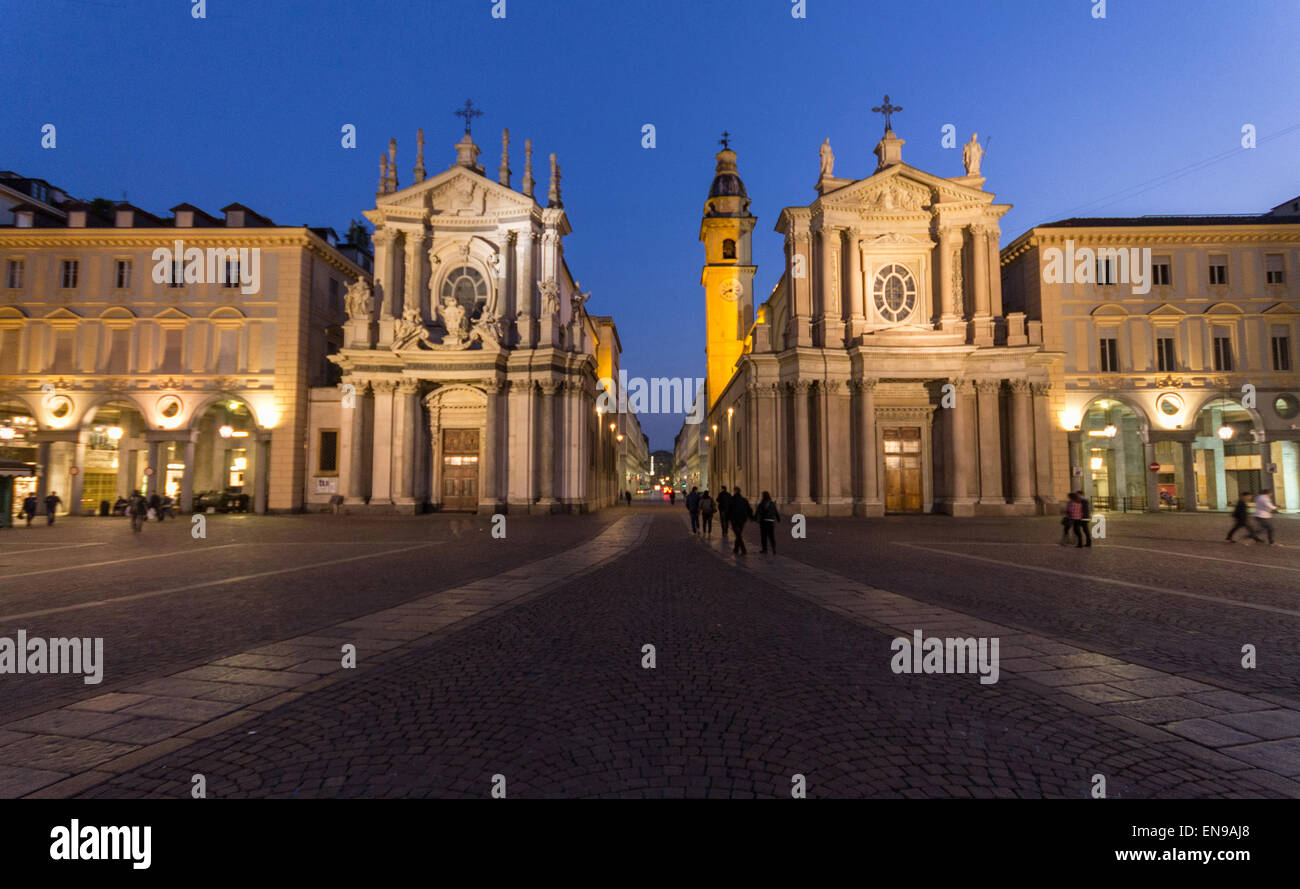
left=883, top=426, right=923, bottom=513
left=441, top=429, right=480, bottom=512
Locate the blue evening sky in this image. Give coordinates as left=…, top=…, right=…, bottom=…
left=4, top=0, right=1298, bottom=449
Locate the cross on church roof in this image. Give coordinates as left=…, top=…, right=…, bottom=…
left=454, top=99, right=484, bottom=135
left=871, top=94, right=902, bottom=134
left=719, top=131, right=732, bottom=149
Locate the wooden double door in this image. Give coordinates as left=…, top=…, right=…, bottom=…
left=883, top=426, right=923, bottom=513
left=441, top=428, right=480, bottom=512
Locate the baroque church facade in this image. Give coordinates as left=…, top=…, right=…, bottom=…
left=702, top=118, right=1066, bottom=516
left=308, top=121, right=633, bottom=513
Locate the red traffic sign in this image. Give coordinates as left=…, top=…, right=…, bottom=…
left=1148, top=462, right=1161, bottom=472
left=68, top=466, right=79, bottom=476
left=143, top=467, right=155, bottom=477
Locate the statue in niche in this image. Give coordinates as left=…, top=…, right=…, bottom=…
left=440, top=294, right=468, bottom=344
left=344, top=279, right=374, bottom=321
left=539, top=278, right=560, bottom=316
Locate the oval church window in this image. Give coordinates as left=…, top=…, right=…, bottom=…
left=873, top=264, right=917, bottom=323
left=440, top=266, right=488, bottom=320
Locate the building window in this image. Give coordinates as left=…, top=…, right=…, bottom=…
left=1096, top=257, right=1118, bottom=285
left=169, top=260, right=184, bottom=288
left=1208, top=256, right=1228, bottom=285
left=1266, top=254, right=1286, bottom=285
left=1275, top=394, right=1300, bottom=420
left=223, top=260, right=240, bottom=288
left=61, top=260, right=79, bottom=289
left=1152, top=258, right=1171, bottom=287
left=317, top=429, right=339, bottom=474
left=5, top=259, right=23, bottom=289
left=1213, top=334, right=1234, bottom=371
left=328, top=277, right=340, bottom=313
left=114, top=260, right=131, bottom=289
left=1272, top=335, right=1292, bottom=371
left=1099, top=336, right=1119, bottom=373
left=722, top=239, right=736, bottom=260
left=160, top=328, right=184, bottom=373
left=439, top=266, right=488, bottom=320
left=1156, top=336, right=1176, bottom=372
left=872, top=264, right=917, bottom=323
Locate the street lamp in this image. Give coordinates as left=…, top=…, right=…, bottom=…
left=1217, top=424, right=1234, bottom=440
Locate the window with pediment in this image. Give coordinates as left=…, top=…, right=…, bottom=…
left=873, top=263, right=917, bottom=323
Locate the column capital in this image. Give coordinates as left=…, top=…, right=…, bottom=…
left=974, top=379, right=1002, bottom=394
left=539, top=380, right=559, bottom=396
left=1008, top=379, right=1032, bottom=395
left=1030, top=381, right=1052, bottom=397
left=950, top=377, right=976, bottom=395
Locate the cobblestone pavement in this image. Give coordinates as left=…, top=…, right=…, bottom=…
left=1, top=504, right=1287, bottom=799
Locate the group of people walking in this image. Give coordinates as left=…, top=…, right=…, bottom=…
left=16, top=490, right=172, bottom=532
left=684, top=485, right=781, bottom=555
left=1226, top=489, right=1279, bottom=545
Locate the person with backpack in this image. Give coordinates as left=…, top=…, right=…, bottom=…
left=699, top=490, right=715, bottom=536
left=756, top=491, right=780, bottom=554
left=128, top=490, right=148, bottom=533
left=727, top=486, right=754, bottom=555
left=716, top=486, right=732, bottom=540
left=21, top=494, right=37, bottom=528
left=1226, top=491, right=1260, bottom=543
left=685, top=486, right=701, bottom=534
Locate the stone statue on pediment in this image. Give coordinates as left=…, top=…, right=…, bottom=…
left=963, top=133, right=984, bottom=176
left=819, top=139, right=834, bottom=178
left=440, top=295, right=468, bottom=345
left=393, top=302, right=433, bottom=351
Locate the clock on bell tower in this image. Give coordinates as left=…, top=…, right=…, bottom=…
left=700, top=133, right=757, bottom=411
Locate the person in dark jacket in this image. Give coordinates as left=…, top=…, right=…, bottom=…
left=22, top=494, right=37, bottom=528
left=685, top=486, right=701, bottom=534
left=129, top=490, right=148, bottom=533
left=716, top=486, right=732, bottom=539
left=43, top=491, right=62, bottom=525
left=1074, top=490, right=1093, bottom=547
left=727, top=486, right=753, bottom=555
left=1226, top=491, right=1260, bottom=542
left=699, top=490, right=715, bottom=536
left=756, top=491, right=780, bottom=553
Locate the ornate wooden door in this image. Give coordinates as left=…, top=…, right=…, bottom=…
left=883, top=426, right=923, bottom=513
left=441, top=429, right=480, bottom=512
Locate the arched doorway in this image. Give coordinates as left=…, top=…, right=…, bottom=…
left=1193, top=397, right=1260, bottom=510
left=0, top=400, right=39, bottom=520
left=191, top=398, right=260, bottom=513
left=1079, top=398, right=1147, bottom=510
left=81, top=400, right=150, bottom=514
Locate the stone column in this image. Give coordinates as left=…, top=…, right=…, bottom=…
left=793, top=381, right=811, bottom=505
left=1179, top=439, right=1199, bottom=511
left=947, top=379, right=976, bottom=515
left=69, top=432, right=87, bottom=513
left=938, top=227, right=955, bottom=322
left=975, top=380, right=1004, bottom=505
left=146, top=439, right=162, bottom=497
left=393, top=380, right=419, bottom=508
left=181, top=434, right=197, bottom=513
left=480, top=381, right=502, bottom=511
left=403, top=230, right=424, bottom=317
left=854, top=378, right=881, bottom=515
left=539, top=381, right=557, bottom=508
left=1259, top=438, right=1275, bottom=496
left=373, top=229, right=397, bottom=348
left=986, top=225, right=1003, bottom=319
left=342, top=381, right=368, bottom=504
left=515, top=230, right=535, bottom=348
left=816, top=227, right=844, bottom=346
left=789, top=233, right=813, bottom=347
left=254, top=433, right=270, bottom=514
left=1031, top=383, right=1056, bottom=510
left=847, top=231, right=865, bottom=339
left=970, top=225, right=993, bottom=345
left=1009, top=380, right=1034, bottom=507
left=1143, top=439, right=1160, bottom=513
left=369, top=381, right=395, bottom=505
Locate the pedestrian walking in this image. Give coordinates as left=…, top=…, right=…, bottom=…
left=22, top=494, right=37, bottom=528
left=699, top=490, right=715, bottom=536
left=159, top=494, right=175, bottom=520
left=669, top=488, right=676, bottom=505
left=1076, top=490, right=1093, bottom=547
left=685, top=486, right=701, bottom=534
left=1254, top=489, right=1278, bottom=545
left=147, top=492, right=162, bottom=522
left=1225, top=491, right=1260, bottom=543
left=43, top=491, right=62, bottom=526
left=1064, top=492, right=1091, bottom=547
left=717, top=486, right=732, bottom=539
left=728, top=485, right=753, bottom=555
left=128, top=489, right=148, bottom=533
left=625, top=490, right=632, bottom=506
left=756, top=491, right=780, bottom=553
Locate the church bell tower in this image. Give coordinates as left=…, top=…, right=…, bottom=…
left=700, top=135, right=756, bottom=411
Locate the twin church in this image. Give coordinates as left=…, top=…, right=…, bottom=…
left=698, top=107, right=1062, bottom=516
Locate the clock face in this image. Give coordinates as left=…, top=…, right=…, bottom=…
left=720, top=279, right=743, bottom=302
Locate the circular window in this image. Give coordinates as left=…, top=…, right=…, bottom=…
left=47, top=395, right=72, bottom=420
left=157, top=395, right=183, bottom=420
left=1157, top=392, right=1183, bottom=417
left=1274, top=394, right=1299, bottom=420
left=873, top=264, right=917, bottom=323
left=439, top=266, right=488, bottom=320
